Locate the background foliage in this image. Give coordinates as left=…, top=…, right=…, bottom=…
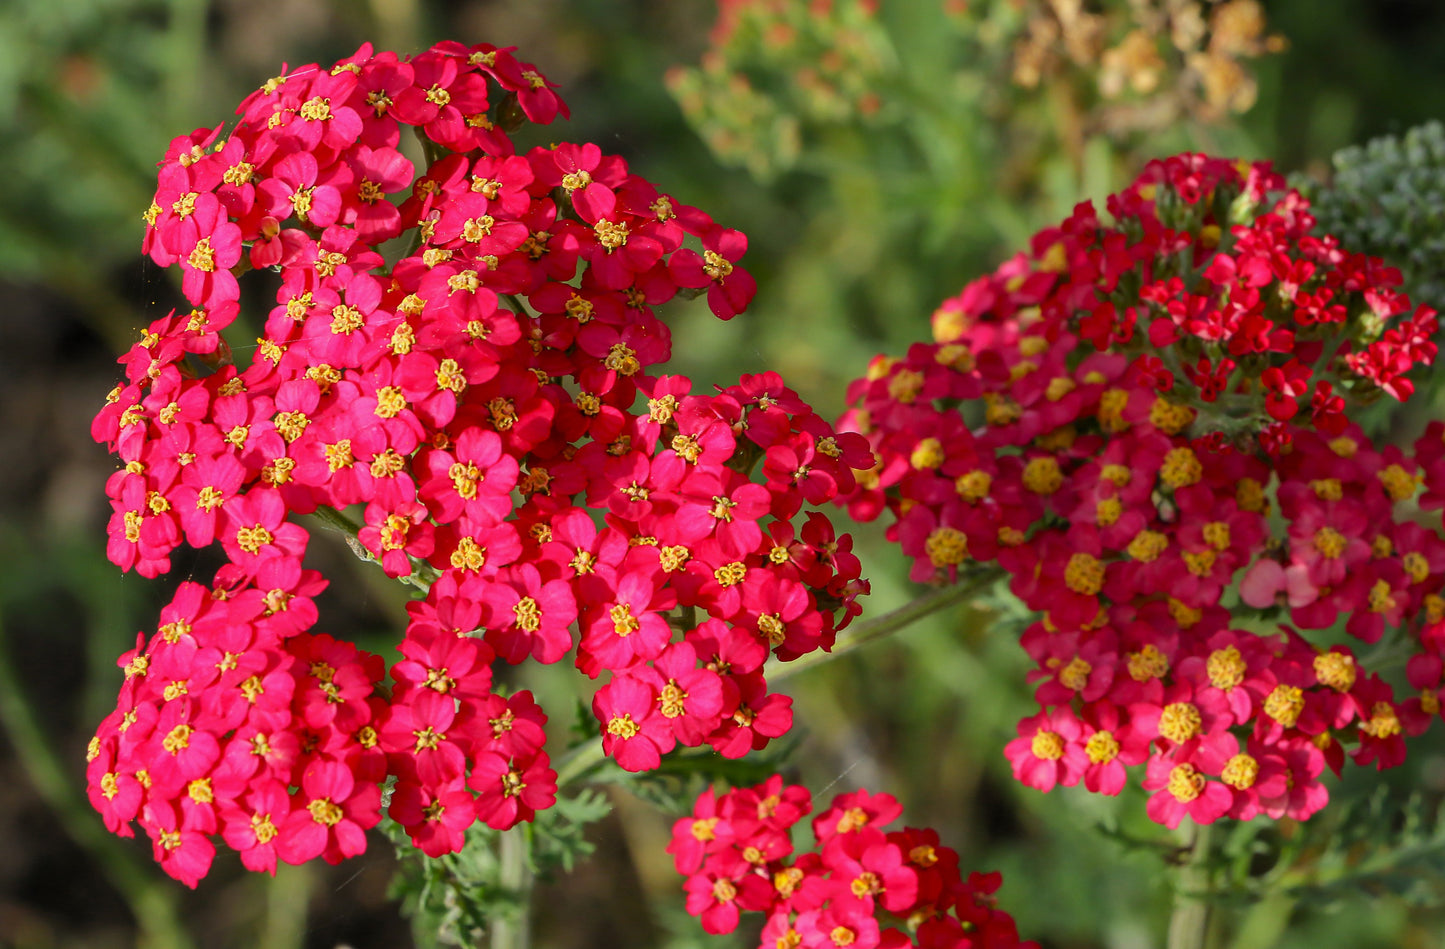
left=7, top=1, right=1445, bottom=947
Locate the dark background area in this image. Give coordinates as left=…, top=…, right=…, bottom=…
left=6, top=1, right=1445, bottom=947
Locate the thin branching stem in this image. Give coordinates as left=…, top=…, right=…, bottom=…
left=1167, top=820, right=1215, bottom=949
left=490, top=827, right=533, bottom=949
left=766, top=568, right=1003, bottom=683
left=555, top=572, right=1002, bottom=790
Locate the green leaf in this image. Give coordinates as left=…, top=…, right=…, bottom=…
left=530, top=788, right=613, bottom=878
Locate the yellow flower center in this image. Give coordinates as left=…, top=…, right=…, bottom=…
left=1313, top=527, right=1346, bottom=559
left=274, top=410, right=310, bottom=442
left=1367, top=579, right=1397, bottom=614
left=308, top=798, right=343, bottom=826
left=605, top=343, right=640, bottom=376
left=691, top=817, right=718, bottom=842
left=887, top=368, right=924, bottom=403
left=1168, top=597, right=1202, bottom=628
left=925, top=527, right=968, bottom=567
left=607, top=713, right=639, bottom=739
left=1167, top=763, right=1205, bottom=802
left=703, top=250, right=734, bottom=280
left=1183, top=549, right=1217, bottom=577
left=910, top=437, right=945, bottom=469
left=1377, top=464, right=1416, bottom=501
left=610, top=603, right=640, bottom=637
left=757, top=613, right=786, bottom=646
left=1064, top=552, right=1105, bottom=595
left=1023, top=457, right=1063, bottom=494
left=1207, top=646, right=1245, bottom=690
left=450, top=536, right=486, bottom=572
left=512, top=596, right=541, bottom=632
left=1128, top=644, right=1169, bottom=681
left=1160, top=447, right=1202, bottom=488
left=449, top=461, right=482, bottom=499
left=956, top=470, right=992, bottom=501
left=1128, top=530, right=1168, bottom=563
left=1046, top=376, right=1076, bottom=402
left=1264, top=684, right=1304, bottom=727
left=1059, top=657, right=1092, bottom=692
left=1202, top=521, right=1231, bottom=550
left=187, top=238, right=216, bottom=272
left=299, top=96, right=331, bottom=121
left=713, top=561, right=747, bottom=587
left=1097, top=389, right=1130, bottom=432
left=659, top=682, right=687, bottom=718
left=374, top=386, right=407, bottom=419
left=1158, top=702, right=1202, bottom=743
left=1100, top=464, right=1132, bottom=487
left=1217, top=753, right=1257, bottom=789
left=240, top=675, right=265, bottom=703
left=594, top=219, right=630, bottom=250
left=236, top=524, right=273, bottom=554
left=311, top=441, right=349, bottom=477
left=1361, top=701, right=1401, bottom=739
left=1149, top=399, right=1195, bottom=435
left=1085, top=730, right=1119, bottom=764
left=671, top=433, right=703, bottom=462
left=251, top=813, right=277, bottom=843
left=1031, top=729, right=1065, bottom=760
left=463, top=215, right=496, bottom=242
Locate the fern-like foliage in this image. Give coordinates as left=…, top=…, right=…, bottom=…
left=1306, top=120, right=1445, bottom=311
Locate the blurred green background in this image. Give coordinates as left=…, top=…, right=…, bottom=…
left=8, top=1, right=1445, bottom=947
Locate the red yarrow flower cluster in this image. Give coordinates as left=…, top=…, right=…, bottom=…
left=89, top=41, right=866, bottom=887
left=668, top=777, right=1036, bottom=949
left=839, top=153, right=1445, bottom=829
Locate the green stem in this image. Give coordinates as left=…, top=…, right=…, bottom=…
left=554, top=739, right=608, bottom=789
left=0, top=616, right=194, bottom=949
left=1228, top=891, right=1295, bottom=949
left=1167, top=820, right=1216, bottom=949
left=414, top=125, right=447, bottom=169
left=766, top=568, right=1003, bottom=683
left=553, top=573, right=1002, bottom=790
left=491, top=826, right=533, bottom=949
left=307, top=505, right=434, bottom=592
left=309, top=504, right=363, bottom=537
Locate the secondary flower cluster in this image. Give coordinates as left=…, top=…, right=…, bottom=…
left=669, top=778, right=1036, bottom=949
left=840, top=152, right=1445, bottom=827
left=666, top=0, right=891, bottom=177
left=1011, top=0, right=1284, bottom=127
left=88, top=41, right=866, bottom=886
left=668, top=1, right=1282, bottom=182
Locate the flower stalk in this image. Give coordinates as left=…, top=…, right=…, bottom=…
left=767, top=568, right=1003, bottom=683
left=490, top=826, right=533, bottom=949
left=1166, top=820, right=1215, bottom=949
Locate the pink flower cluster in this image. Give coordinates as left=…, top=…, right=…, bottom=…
left=88, top=41, right=866, bottom=886
left=669, top=778, right=1035, bottom=949
left=839, top=153, right=1445, bottom=827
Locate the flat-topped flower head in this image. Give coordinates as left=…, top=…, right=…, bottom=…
left=89, top=38, right=866, bottom=887
left=838, top=151, right=1445, bottom=829
left=672, top=778, right=1036, bottom=949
